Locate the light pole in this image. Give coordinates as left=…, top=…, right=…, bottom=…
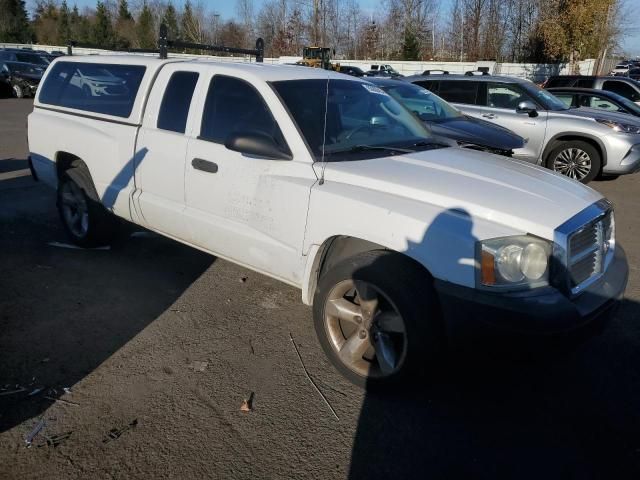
left=213, top=13, right=220, bottom=45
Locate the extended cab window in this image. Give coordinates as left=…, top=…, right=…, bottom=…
left=437, top=81, right=479, bottom=105
left=200, top=75, right=287, bottom=149
left=157, top=71, right=199, bottom=133
left=602, top=80, right=640, bottom=102
left=39, top=62, right=146, bottom=118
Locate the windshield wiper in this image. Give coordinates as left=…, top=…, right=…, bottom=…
left=349, top=144, right=414, bottom=154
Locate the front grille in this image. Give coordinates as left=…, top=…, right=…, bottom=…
left=567, top=214, right=608, bottom=289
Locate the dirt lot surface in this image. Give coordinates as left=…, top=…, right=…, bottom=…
left=1, top=98, right=640, bottom=479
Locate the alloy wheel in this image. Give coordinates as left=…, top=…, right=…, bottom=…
left=323, top=279, right=407, bottom=379
left=60, top=180, right=89, bottom=238
left=552, top=147, right=592, bottom=181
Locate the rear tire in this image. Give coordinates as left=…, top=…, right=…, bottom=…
left=545, top=140, right=600, bottom=184
left=12, top=84, right=24, bottom=98
left=57, top=166, right=119, bottom=247
left=313, top=250, right=443, bottom=389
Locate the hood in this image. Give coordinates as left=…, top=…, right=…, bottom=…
left=561, top=106, right=640, bottom=124
left=428, top=116, right=524, bottom=150
left=319, top=147, right=602, bottom=239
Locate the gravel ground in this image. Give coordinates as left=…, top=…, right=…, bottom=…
left=1, top=98, right=639, bottom=479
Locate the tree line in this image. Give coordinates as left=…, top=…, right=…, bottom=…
left=0, top=0, right=631, bottom=64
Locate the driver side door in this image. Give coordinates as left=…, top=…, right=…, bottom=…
left=184, top=73, right=317, bottom=286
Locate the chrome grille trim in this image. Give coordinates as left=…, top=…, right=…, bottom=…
left=553, top=199, right=615, bottom=297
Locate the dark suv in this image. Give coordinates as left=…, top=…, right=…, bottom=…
left=544, top=76, right=640, bottom=105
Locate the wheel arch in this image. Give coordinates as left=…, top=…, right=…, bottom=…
left=301, top=235, right=433, bottom=306
left=542, top=133, right=607, bottom=169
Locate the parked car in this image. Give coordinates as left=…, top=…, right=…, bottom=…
left=544, top=75, right=640, bottom=106
left=28, top=56, right=628, bottom=388
left=627, top=68, right=640, bottom=81
left=338, top=65, right=365, bottom=77
left=406, top=74, right=640, bottom=183
left=0, top=49, right=51, bottom=67
left=0, top=61, right=44, bottom=98
left=547, top=87, right=640, bottom=117
left=611, top=64, right=631, bottom=76
left=368, top=77, right=524, bottom=156
left=365, top=64, right=403, bottom=78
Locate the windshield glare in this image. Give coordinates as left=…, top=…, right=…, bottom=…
left=273, top=79, right=433, bottom=160
left=381, top=83, right=462, bottom=121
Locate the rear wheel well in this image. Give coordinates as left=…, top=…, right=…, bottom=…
left=55, top=152, right=86, bottom=180
left=544, top=135, right=605, bottom=169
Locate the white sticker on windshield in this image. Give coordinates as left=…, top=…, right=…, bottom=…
left=362, top=84, right=389, bottom=96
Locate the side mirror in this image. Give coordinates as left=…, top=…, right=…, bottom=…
left=225, top=131, right=292, bottom=160
left=516, top=100, right=538, bottom=117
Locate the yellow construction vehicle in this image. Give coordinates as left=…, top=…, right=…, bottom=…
left=297, top=46, right=340, bottom=71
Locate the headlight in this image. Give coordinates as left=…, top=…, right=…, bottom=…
left=596, top=119, right=640, bottom=134
left=478, top=235, right=552, bottom=290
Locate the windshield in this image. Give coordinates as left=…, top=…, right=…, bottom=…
left=5, top=62, right=44, bottom=75
left=273, top=79, right=436, bottom=161
left=521, top=83, right=569, bottom=111
left=379, top=82, right=462, bottom=121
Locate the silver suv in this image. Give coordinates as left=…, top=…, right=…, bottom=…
left=405, top=74, right=640, bottom=183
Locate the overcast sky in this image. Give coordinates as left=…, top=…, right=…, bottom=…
left=28, top=0, right=640, bottom=57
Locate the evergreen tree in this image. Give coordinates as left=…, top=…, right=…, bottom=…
left=162, top=3, right=180, bottom=41
left=93, top=1, right=114, bottom=47
left=401, top=28, right=420, bottom=60
left=0, top=0, right=30, bottom=43
left=118, top=0, right=133, bottom=21
left=115, top=0, right=135, bottom=48
left=57, top=0, right=71, bottom=44
left=136, top=1, right=156, bottom=49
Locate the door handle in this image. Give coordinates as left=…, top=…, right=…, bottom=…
left=482, top=113, right=497, bottom=119
left=192, top=158, right=218, bottom=173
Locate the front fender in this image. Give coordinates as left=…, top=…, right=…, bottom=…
left=302, top=182, right=520, bottom=298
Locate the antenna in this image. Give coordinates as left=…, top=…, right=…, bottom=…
left=318, top=74, right=330, bottom=186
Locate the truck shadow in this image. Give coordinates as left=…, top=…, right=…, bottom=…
left=0, top=149, right=212, bottom=433
left=0, top=214, right=214, bottom=433
left=349, top=210, right=640, bottom=479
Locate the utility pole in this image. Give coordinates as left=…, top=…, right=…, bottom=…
left=460, top=10, right=464, bottom=62
left=313, top=0, right=319, bottom=45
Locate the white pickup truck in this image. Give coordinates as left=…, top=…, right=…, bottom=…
left=28, top=55, right=628, bottom=387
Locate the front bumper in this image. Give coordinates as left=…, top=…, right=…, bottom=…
left=434, top=244, right=628, bottom=336
left=604, top=143, right=640, bottom=175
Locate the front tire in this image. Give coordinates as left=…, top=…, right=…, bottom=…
left=57, top=167, right=118, bottom=247
left=545, top=140, right=600, bottom=184
left=313, top=251, right=442, bottom=389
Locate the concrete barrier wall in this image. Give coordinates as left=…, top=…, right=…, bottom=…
left=1, top=43, right=596, bottom=81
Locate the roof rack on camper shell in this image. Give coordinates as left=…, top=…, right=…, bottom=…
left=66, top=23, right=265, bottom=63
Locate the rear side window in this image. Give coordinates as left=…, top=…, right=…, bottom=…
left=200, top=75, right=287, bottom=149
left=39, top=62, right=146, bottom=118
left=157, top=71, right=199, bottom=133
left=414, top=80, right=438, bottom=93
left=602, top=80, right=640, bottom=102
left=438, top=81, right=479, bottom=104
